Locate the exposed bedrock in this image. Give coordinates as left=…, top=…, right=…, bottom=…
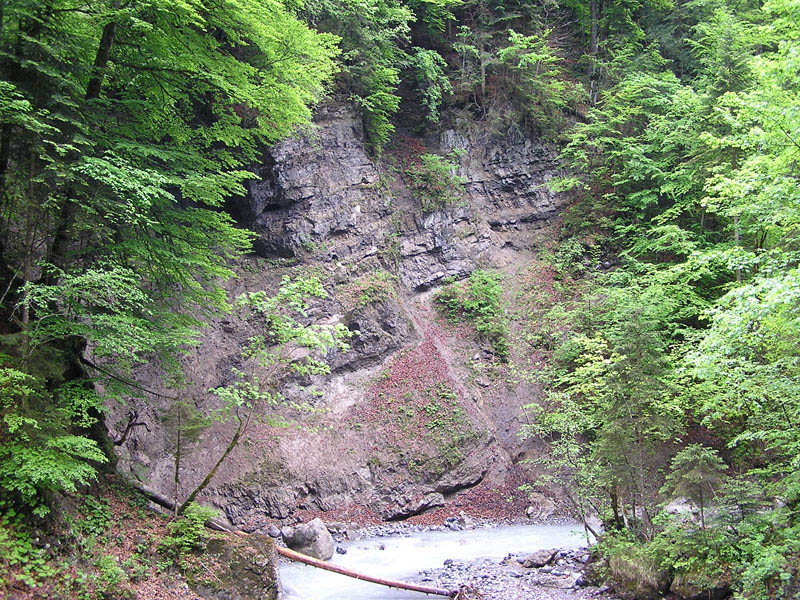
left=231, top=102, right=566, bottom=290
left=108, top=100, right=570, bottom=526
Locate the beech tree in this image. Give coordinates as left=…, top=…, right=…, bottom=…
left=0, top=0, right=338, bottom=511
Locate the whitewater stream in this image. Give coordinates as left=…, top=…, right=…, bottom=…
left=280, top=523, right=591, bottom=600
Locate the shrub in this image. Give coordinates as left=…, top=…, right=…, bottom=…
left=157, top=503, right=218, bottom=567
left=0, top=504, right=54, bottom=589
left=340, top=271, right=397, bottom=309
left=75, top=496, right=111, bottom=537
left=434, top=270, right=509, bottom=359
left=405, top=153, right=465, bottom=213
left=0, top=367, right=107, bottom=517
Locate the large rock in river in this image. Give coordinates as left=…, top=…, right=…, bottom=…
left=522, top=548, right=558, bottom=568
left=282, top=518, right=335, bottom=560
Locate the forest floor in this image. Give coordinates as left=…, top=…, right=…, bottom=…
left=2, top=475, right=225, bottom=600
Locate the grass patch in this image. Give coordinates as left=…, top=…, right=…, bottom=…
left=340, top=270, right=397, bottom=310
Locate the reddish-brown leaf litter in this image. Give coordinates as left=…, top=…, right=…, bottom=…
left=348, top=332, right=469, bottom=450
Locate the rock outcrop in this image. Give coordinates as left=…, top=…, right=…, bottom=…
left=193, top=535, right=281, bottom=600
left=106, top=98, right=570, bottom=527
left=231, top=102, right=565, bottom=291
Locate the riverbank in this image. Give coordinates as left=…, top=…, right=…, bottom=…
left=279, top=520, right=606, bottom=600
left=356, top=522, right=610, bottom=600
left=410, top=548, right=610, bottom=600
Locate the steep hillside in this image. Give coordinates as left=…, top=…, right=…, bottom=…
left=106, top=100, right=571, bottom=527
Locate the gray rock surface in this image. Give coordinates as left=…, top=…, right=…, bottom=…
left=282, top=518, right=335, bottom=560
left=526, top=492, right=557, bottom=521
left=413, top=548, right=602, bottom=600
left=105, top=97, right=569, bottom=527
left=233, top=101, right=567, bottom=291
left=194, top=534, right=281, bottom=600
left=523, top=549, right=558, bottom=568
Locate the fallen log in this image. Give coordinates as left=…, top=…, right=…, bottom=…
left=276, top=545, right=457, bottom=597
left=129, top=482, right=235, bottom=533
left=128, top=483, right=471, bottom=597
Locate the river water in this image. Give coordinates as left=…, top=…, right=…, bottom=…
left=280, top=523, right=590, bottom=600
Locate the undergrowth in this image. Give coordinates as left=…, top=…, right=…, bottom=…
left=405, top=152, right=466, bottom=213
left=434, top=270, right=510, bottom=360
left=339, top=270, right=397, bottom=310
left=0, top=479, right=228, bottom=599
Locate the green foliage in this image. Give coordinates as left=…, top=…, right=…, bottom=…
left=661, top=444, right=727, bottom=528
left=450, top=1, right=578, bottom=135
left=0, top=367, right=107, bottom=515
left=542, top=0, right=800, bottom=595
left=306, top=0, right=412, bottom=156
left=74, top=497, right=112, bottom=538
left=409, top=48, right=453, bottom=123
left=158, top=503, right=218, bottom=567
left=177, top=276, right=352, bottom=511
left=94, top=555, right=125, bottom=588
left=230, top=275, right=353, bottom=384
left=496, top=30, right=577, bottom=135
left=0, top=0, right=338, bottom=519
left=691, top=268, right=800, bottom=483
left=435, top=270, right=509, bottom=359
left=0, top=504, right=55, bottom=588
left=340, top=270, right=397, bottom=309
left=552, top=237, right=597, bottom=276
left=407, top=0, right=462, bottom=34
left=405, top=153, right=466, bottom=212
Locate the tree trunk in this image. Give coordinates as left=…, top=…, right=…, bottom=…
left=174, top=403, right=181, bottom=516
left=699, top=492, right=706, bottom=531
left=277, top=546, right=457, bottom=598
left=588, top=0, right=599, bottom=103
left=178, top=414, right=246, bottom=514
left=85, top=20, right=117, bottom=100
left=479, top=41, right=486, bottom=110
left=734, top=215, right=742, bottom=283
left=732, top=150, right=742, bottom=283
left=131, top=483, right=234, bottom=532
left=0, top=123, right=12, bottom=198
left=610, top=486, right=624, bottom=530
left=46, top=16, right=119, bottom=281
left=565, top=491, right=599, bottom=542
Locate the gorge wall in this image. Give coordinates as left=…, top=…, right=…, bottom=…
left=106, top=101, right=570, bottom=528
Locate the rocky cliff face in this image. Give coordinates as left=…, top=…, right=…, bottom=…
left=107, top=100, right=570, bottom=527
left=235, top=103, right=564, bottom=290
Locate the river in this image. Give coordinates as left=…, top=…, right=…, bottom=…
left=280, top=523, right=591, bottom=600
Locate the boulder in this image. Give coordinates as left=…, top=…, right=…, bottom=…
left=381, top=491, right=446, bottom=520
left=457, top=511, right=476, bottom=529
left=525, top=492, right=556, bottom=521
left=266, top=525, right=281, bottom=538
left=281, top=518, right=335, bottom=560
left=325, top=521, right=349, bottom=535
left=608, top=548, right=671, bottom=600
left=193, top=534, right=281, bottom=600
left=522, top=549, right=558, bottom=568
